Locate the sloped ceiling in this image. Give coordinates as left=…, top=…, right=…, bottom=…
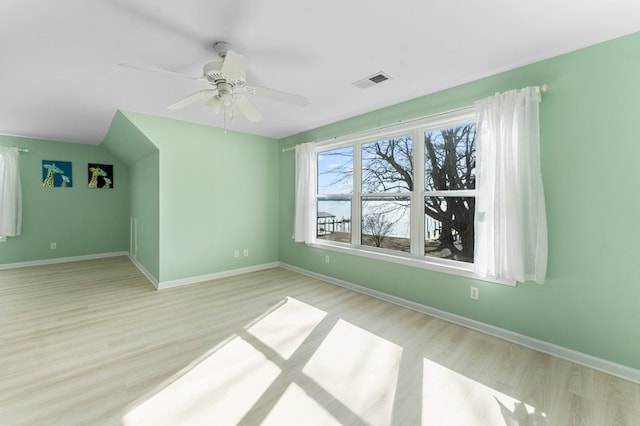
left=101, top=111, right=158, bottom=166
left=1, top=0, right=639, bottom=144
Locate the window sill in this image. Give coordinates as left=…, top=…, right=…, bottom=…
left=308, top=240, right=516, bottom=287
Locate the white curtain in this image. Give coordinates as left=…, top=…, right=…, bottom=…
left=474, top=87, right=547, bottom=284
left=0, top=147, right=23, bottom=242
left=294, top=142, right=316, bottom=243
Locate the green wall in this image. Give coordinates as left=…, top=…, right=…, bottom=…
left=102, top=111, right=160, bottom=280
left=0, top=135, right=130, bottom=264
left=128, top=151, right=160, bottom=280
left=279, top=32, right=640, bottom=370
left=121, top=112, right=280, bottom=283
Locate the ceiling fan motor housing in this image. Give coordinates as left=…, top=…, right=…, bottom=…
left=213, top=41, right=232, bottom=59
left=203, top=61, right=225, bottom=82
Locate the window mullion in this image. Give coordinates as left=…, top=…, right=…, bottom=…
left=352, top=142, right=362, bottom=246
left=412, top=129, right=425, bottom=256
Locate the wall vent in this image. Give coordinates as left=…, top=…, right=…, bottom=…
left=353, top=72, right=391, bottom=89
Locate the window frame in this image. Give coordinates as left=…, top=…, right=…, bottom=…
left=309, top=107, right=514, bottom=286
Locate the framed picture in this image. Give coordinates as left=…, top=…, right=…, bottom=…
left=42, top=160, right=72, bottom=188
left=88, top=164, right=114, bottom=189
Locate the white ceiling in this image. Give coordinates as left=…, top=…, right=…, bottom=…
left=2, top=0, right=639, bottom=145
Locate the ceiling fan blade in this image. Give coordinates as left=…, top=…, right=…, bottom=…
left=235, top=96, right=263, bottom=123
left=167, top=89, right=218, bottom=110
left=248, top=85, right=308, bottom=107
left=120, top=63, right=204, bottom=81
left=234, top=96, right=263, bottom=122
left=220, top=50, right=248, bottom=80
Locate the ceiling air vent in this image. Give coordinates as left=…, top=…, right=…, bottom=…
left=353, top=72, right=391, bottom=89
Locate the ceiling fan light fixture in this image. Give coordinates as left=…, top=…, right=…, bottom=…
left=219, top=93, right=233, bottom=108
left=205, top=96, right=221, bottom=113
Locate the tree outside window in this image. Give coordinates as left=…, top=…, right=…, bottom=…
left=424, top=124, right=476, bottom=262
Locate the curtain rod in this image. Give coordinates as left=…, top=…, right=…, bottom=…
left=281, top=84, right=548, bottom=153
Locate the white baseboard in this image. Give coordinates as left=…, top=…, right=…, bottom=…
left=279, top=262, right=640, bottom=385
left=155, top=262, right=281, bottom=290
left=0, top=252, right=129, bottom=270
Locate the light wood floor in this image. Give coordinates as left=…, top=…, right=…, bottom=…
left=1, top=257, right=639, bottom=425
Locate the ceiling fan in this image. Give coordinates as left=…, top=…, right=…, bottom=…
left=121, top=41, right=308, bottom=125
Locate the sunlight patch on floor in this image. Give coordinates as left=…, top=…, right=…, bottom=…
left=422, top=358, right=547, bottom=425
left=302, top=319, right=403, bottom=426
left=261, top=383, right=343, bottom=425
left=122, top=295, right=549, bottom=425
left=122, top=297, right=328, bottom=425
left=122, top=336, right=281, bottom=425
left=246, top=296, right=327, bottom=360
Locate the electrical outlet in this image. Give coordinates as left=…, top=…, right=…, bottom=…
left=234, top=250, right=239, bottom=258
left=325, top=255, right=330, bottom=264
left=243, top=248, right=249, bottom=257
left=50, top=242, right=57, bottom=250
left=470, top=287, right=479, bottom=300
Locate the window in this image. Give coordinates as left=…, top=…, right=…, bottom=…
left=298, top=87, right=545, bottom=284
left=423, top=124, right=476, bottom=263
left=317, top=146, right=353, bottom=244
left=361, top=135, right=413, bottom=253
left=313, top=109, right=477, bottom=271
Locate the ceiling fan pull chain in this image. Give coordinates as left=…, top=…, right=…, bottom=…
left=223, top=111, right=228, bottom=133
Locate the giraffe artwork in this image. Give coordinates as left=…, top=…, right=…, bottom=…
left=42, top=161, right=72, bottom=188
left=87, top=163, right=113, bottom=189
